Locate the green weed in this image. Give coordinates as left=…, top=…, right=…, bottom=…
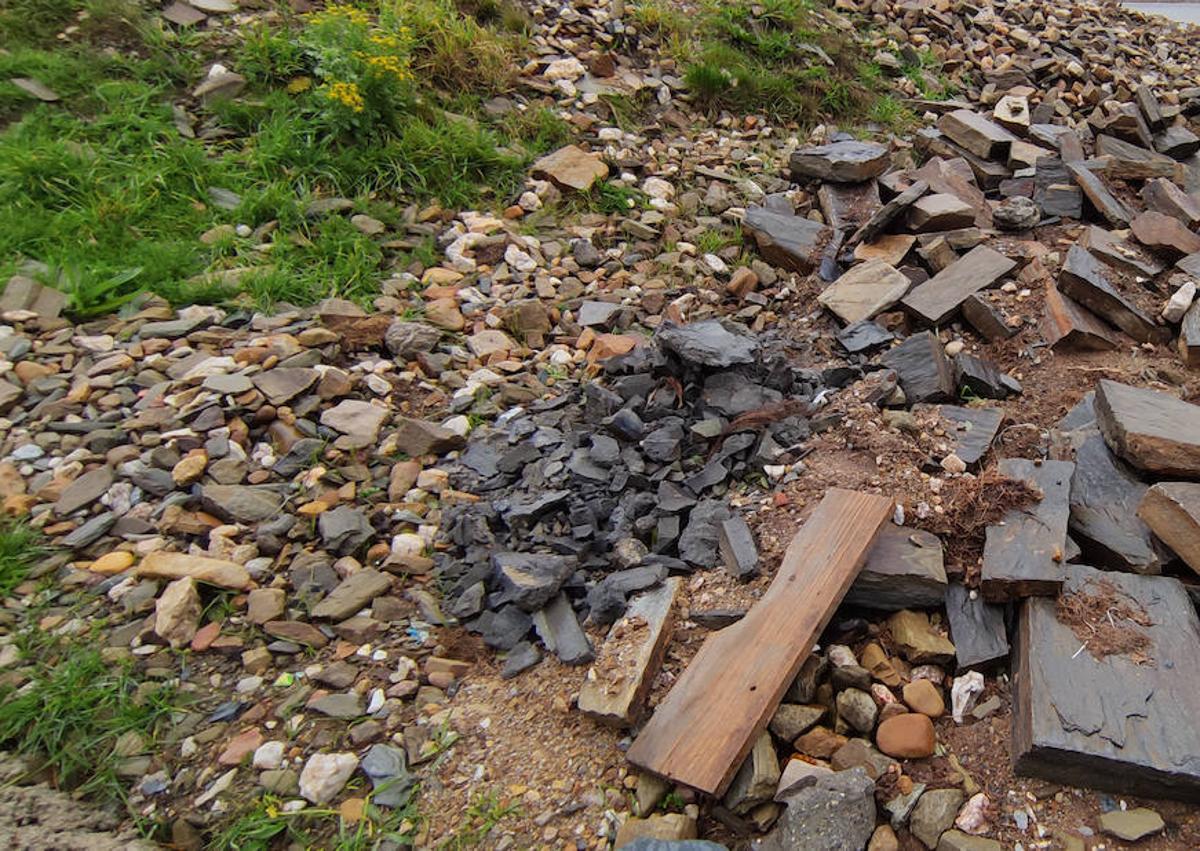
left=0, top=638, right=175, bottom=804
left=209, top=790, right=420, bottom=851
left=38, top=264, right=145, bottom=318
left=387, top=0, right=517, bottom=94
left=439, top=789, right=520, bottom=849
left=0, top=522, right=45, bottom=598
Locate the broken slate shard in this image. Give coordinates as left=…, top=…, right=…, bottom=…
left=717, top=516, right=759, bottom=580
left=944, top=583, right=1008, bottom=671
left=980, top=458, right=1073, bottom=602
left=656, top=320, right=757, bottom=369
left=1137, top=482, right=1200, bottom=577
left=880, top=331, right=955, bottom=403
left=742, top=206, right=832, bottom=273
left=900, top=245, right=1016, bottom=326
left=938, top=405, right=1003, bottom=467
left=817, top=259, right=911, bottom=325
left=491, top=552, right=577, bottom=612
left=1057, top=246, right=1169, bottom=344
left=844, top=524, right=947, bottom=611
left=789, top=140, right=890, bottom=183
left=1013, top=564, right=1200, bottom=802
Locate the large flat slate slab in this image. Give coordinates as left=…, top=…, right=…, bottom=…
left=1057, top=246, right=1169, bottom=344
left=1095, top=379, right=1200, bottom=476
left=901, top=245, right=1016, bottom=325
left=1012, top=564, right=1200, bottom=802
left=844, top=524, right=947, bottom=611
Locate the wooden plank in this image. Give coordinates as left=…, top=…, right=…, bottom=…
left=578, top=578, right=681, bottom=727
left=901, top=245, right=1016, bottom=325
left=980, top=458, right=1073, bottom=602
left=1138, top=482, right=1200, bottom=576
left=1094, top=379, right=1200, bottom=476
left=626, top=489, right=893, bottom=795
left=1012, top=564, right=1200, bottom=802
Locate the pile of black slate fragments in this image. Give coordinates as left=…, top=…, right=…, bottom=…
left=433, top=319, right=844, bottom=677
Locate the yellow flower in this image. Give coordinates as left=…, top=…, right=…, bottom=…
left=369, top=33, right=401, bottom=49
left=325, top=80, right=365, bottom=112
left=365, top=54, right=410, bottom=79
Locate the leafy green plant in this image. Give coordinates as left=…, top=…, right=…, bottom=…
left=0, top=521, right=45, bottom=598
left=0, top=639, right=175, bottom=804
left=210, top=790, right=420, bottom=851
left=439, top=789, right=519, bottom=849
left=390, top=0, right=517, bottom=93
left=300, top=3, right=417, bottom=137
left=38, top=264, right=144, bottom=318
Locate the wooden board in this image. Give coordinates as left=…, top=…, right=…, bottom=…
left=1012, top=564, right=1200, bottom=801
left=625, top=489, right=893, bottom=795
left=1094, top=379, right=1200, bottom=476
left=900, top=245, right=1016, bottom=325
left=980, top=459, right=1073, bottom=602
left=1137, top=482, right=1200, bottom=576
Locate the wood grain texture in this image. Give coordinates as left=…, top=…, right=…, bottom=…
left=1012, top=564, right=1200, bottom=801
left=625, top=489, right=893, bottom=795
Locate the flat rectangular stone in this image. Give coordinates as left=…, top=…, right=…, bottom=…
left=1095, top=134, right=1180, bottom=180
left=817, top=259, right=911, bottom=325
left=945, top=583, right=1008, bottom=671
left=1057, top=246, right=1169, bottom=343
left=1095, top=379, right=1200, bottom=476
left=1068, top=162, right=1132, bottom=227
left=961, top=293, right=1016, bottom=341
left=938, top=109, right=1019, bottom=160
left=901, top=245, right=1016, bottom=325
left=848, top=181, right=929, bottom=246
left=718, top=516, right=759, bottom=580
left=1012, top=564, right=1200, bottom=801
left=844, top=525, right=946, bottom=611
left=1141, top=178, right=1200, bottom=227
left=1138, top=482, right=1200, bottom=576
left=743, top=207, right=832, bottom=274
left=1078, top=226, right=1165, bottom=277
left=980, top=458, right=1073, bottom=602
left=939, top=404, right=1003, bottom=466
left=915, top=129, right=1011, bottom=190
left=578, top=578, right=681, bottom=727
left=533, top=593, right=594, bottom=666
left=1041, top=284, right=1121, bottom=352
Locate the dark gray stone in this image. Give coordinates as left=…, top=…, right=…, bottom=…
left=360, top=744, right=414, bottom=808
left=846, top=525, right=946, bottom=610
left=477, top=604, right=533, bottom=650
left=318, top=506, right=374, bottom=555
left=790, top=140, right=890, bottom=182
left=880, top=332, right=955, bottom=403
left=743, top=207, right=832, bottom=274
left=61, top=512, right=116, bottom=548
left=755, top=767, right=875, bottom=851
left=718, top=516, right=758, bottom=580
left=954, top=353, right=1016, bottom=400
left=1058, top=245, right=1169, bottom=344
left=678, top=500, right=734, bottom=567
left=492, top=552, right=577, bottom=611
left=199, top=484, right=284, bottom=524
left=836, top=321, right=894, bottom=354
left=657, top=320, right=757, bottom=368
left=945, top=583, right=1008, bottom=671
left=532, top=593, right=594, bottom=665
left=501, top=641, right=542, bottom=678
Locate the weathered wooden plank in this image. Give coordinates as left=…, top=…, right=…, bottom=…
left=626, top=490, right=893, bottom=795
left=844, top=524, right=947, bottom=611
left=1057, top=246, right=1169, bottom=344
left=980, top=458, right=1073, bottom=602
left=945, top=583, right=1009, bottom=671
left=1041, top=284, right=1120, bottom=352
left=1138, top=482, right=1200, bottom=576
left=1012, top=564, right=1200, bottom=802
left=900, top=245, right=1016, bottom=325
left=578, top=578, right=681, bottom=727
left=1094, top=379, right=1200, bottom=476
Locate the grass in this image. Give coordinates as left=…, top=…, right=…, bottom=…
left=438, top=789, right=520, bottom=849
left=0, top=521, right=45, bottom=598
left=0, top=0, right=573, bottom=312
left=0, top=636, right=175, bottom=805
left=209, top=790, right=420, bottom=850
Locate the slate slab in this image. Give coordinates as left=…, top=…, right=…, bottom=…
left=844, top=525, right=947, bottom=611
left=1057, top=246, right=1169, bottom=343
left=880, top=332, right=955, bottom=403
left=901, top=245, right=1016, bottom=325
left=817, top=259, right=911, bottom=325
left=1094, top=379, right=1200, bottom=476
left=789, top=140, right=890, bottom=183
left=944, top=583, right=1008, bottom=671
left=533, top=593, right=594, bottom=665
left=1012, top=564, right=1200, bottom=801
left=1138, top=482, right=1200, bottom=576
left=981, top=458, right=1073, bottom=602
left=939, top=404, right=1003, bottom=466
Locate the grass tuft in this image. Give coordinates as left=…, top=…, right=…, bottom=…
left=0, top=522, right=45, bottom=598
left=0, top=637, right=175, bottom=804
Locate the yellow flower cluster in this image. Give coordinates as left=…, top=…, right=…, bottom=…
left=365, top=54, right=412, bottom=80
left=325, top=80, right=365, bottom=112
left=369, top=33, right=401, bottom=49
left=308, top=3, right=370, bottom=26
